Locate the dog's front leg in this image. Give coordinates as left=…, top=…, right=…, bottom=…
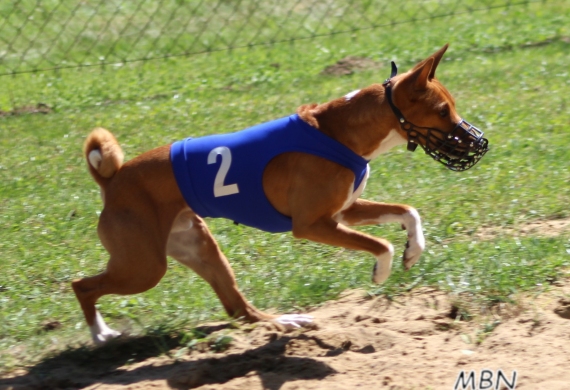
left=292, top=217, right=395, bottom=283
left=334, top=199, right=425, bottom=270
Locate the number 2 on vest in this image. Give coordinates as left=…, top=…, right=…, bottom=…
left=207, top=146, right=240, bottom=197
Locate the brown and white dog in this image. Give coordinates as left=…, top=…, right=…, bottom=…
left=73, top=44, right=488, bottom=343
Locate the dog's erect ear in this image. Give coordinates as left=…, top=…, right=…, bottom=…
left=402, top=44, right=449, bottom=90
left=406, top=57, right=434, bottom=91
left=411, top=44, right=449, bottom=80
left=427, top=43, right=448, bottom=79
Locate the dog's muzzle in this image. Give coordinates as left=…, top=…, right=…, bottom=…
left=402, top=118, right=488, bottom=171
left=383, top=62, right=489, bottom=171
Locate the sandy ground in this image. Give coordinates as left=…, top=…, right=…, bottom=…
left=2, top=281, right=570, bottom=390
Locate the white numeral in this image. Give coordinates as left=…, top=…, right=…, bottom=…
left=207, top=146, right=240, bottom=197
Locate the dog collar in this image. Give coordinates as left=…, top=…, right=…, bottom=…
left=382, top=62, right=417, bottom=153
left=382, top=62, right=489, bottom=171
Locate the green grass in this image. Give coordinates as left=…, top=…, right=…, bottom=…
left=1, top=0, right=570, bottom=373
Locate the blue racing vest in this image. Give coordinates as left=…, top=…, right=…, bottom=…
left=170, top=114, right=369, bottom=233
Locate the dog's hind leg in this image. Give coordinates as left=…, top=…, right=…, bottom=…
left=166, top=209, right=312, bottom=328
left=72, top=210, right=168, bottom=344
left=334, top=199, right=425, bottom=271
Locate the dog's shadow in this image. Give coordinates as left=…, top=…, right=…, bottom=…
left=0, top=323, right=336, bottom=390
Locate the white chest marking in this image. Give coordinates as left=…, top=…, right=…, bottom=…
left=335, top=164, right=370, bottom=217
left=363, top=129, right=407, bottom=160
left=344, top=89, right=361, bottom=101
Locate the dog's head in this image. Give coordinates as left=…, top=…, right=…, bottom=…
left=385, top=44, right=488, bottom=171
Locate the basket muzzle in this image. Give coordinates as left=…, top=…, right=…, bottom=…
left=383, top=62, right=489, bottom=171
left=403, top=118, right=488, bottom=171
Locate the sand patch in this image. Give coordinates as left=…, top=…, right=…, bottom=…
left=3, top=285, right=570, bottom=389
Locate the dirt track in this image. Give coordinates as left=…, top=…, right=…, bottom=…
left=2, top=282, right=570, bottom=390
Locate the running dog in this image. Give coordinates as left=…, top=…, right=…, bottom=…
left=73, top=44, right=488, bottom=343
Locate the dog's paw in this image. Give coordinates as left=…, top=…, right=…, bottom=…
left=400, top=209, right=425, bottom=270
left=92, top=327, right=122, bottom=345
left=273, top=314, right=314, bottom=329
left=372, top=246, right=394, bottom=284
left=403, top=233, right=425, bottom=270
left=90, top=310, right=122, bottom=345
left=403, top=243, right=422, bottom=270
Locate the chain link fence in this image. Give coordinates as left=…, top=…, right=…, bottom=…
left=0, top=0, right=542, bottom=77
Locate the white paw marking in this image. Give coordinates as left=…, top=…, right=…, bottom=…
left=404, top=233, right=424, bottom=270
left=274, top=314, right=314, bottom=329
left=90, top=310, right=121, bottom=344
left=372, top=244, right=394, bottom=284
left=402, top=209, right=425, bottom=270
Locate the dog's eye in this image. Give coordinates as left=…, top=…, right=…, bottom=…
left=439, top=107, right=449, bottom=118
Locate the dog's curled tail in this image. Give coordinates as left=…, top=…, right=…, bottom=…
left=84, top=127, right=124, bottom=188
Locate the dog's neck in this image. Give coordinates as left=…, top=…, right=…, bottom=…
left=297, top=84, right=407, bottom=159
